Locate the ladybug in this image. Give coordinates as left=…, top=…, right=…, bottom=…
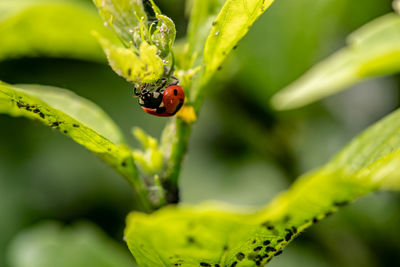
left=134, top=77, right=185, bottom=117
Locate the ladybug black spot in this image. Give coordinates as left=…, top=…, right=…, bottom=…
left=174, top=89, right=178, bottom=96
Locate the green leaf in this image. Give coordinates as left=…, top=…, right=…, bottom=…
left=125, top=107, right=400, bottom=266
left=15, top=84, right=124, bottom=144
left=271, top=13, right=400, bottom=110
left=0, top=82, right=146, bottom=194
left=186, top=0, right=225, bottom=64
left=7, top=221, right=136, bottom=267
left=150, top=14, right=176, bottom=58
left=95, top=33, right=164, bottom=83
left=0, top=0, right=110, bottom=62
left=203, top=0, right=275, bottom=82
left=92, top=0, right=147, bottom=46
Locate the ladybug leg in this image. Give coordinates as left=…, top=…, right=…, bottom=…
left=169, top=75, right=179, bottom=85
left=133, top=88, right=140, bottom=96
left=155, top=78, right=168, bottom=92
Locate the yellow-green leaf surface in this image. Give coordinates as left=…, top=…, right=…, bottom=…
left=151, top=14, right=176, bottom=58
left=186, top=0, right=225, bottom=63
left=125, top=107, right=400, bottom=266
left=8, top=222, right=136, bottom=267
left=0, top=82, right=138, bottom=179
left=96, top=34, right=164, bottom=83
left=92, top=0, right=147, bottom=46
left=271, top=13, right=400, bottom=110
left=0, top=0, right=111, bottom=62
left=203, top=0, right=274, bottom=82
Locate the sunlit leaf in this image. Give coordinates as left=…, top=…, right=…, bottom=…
left=8, top=221, right=136, bottom=267
left=0, top=0, right=110, bottom=62
left=95, top=33, right=164, bottom=83
left=0, top=82, right=138, bottom=180
left=125, top=106, right=400, bottom=266
left=186, top=0, right=225, bottom=64
left=92, top=0, right=147, bottom=46
left=271, top=13, right=400, bottom=110
left=203, top=0, right=275, bottom=82
left=150, top=14, right=176, bottom=58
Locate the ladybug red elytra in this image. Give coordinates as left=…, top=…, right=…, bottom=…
left=134, top=77, right=185, bottom=117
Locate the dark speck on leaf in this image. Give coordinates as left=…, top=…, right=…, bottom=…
left=63, top=130, right=68, bottom=134
left=230, top=262, right=237, bottom=267
left=217, top=66, right=222, bottom=71
left=312, top=217, right=319, bottom=223
left=263, top=240, right=271, bottom=246
left=39, top=112, right=45, bottom=119
left=212, top=21, right=217, bottom=26
left=277, top=239, right=284, bottom=243
left=265, top=246, right=276, bottom=253
left=285, top=232, right=293, bottom=241
left=200, top=263, right=211, bottom=267
left=187, top=236, right=195, bottom=243
left=127, top=68, right=132, bottom=76
left=292, top=226, right=297, bottom=234
left=121, top=161, right=127, bottom=167
left=215, top=265, right=220, bottom=267
left=254, top=246, right=262, bottom=252
left=252, top=239, right=256, bottom=244
left=51, top=122, right=59, bottom=127
left=334, top=200, right=349, bottom=207
left=223, top=245, right=228, bottom=251
left=73, top=124, right=79, bottom=128
left=233, top=45, right=238, bottom=50
left=33, top=108, right=40, bottom=113
left=283, top=215, right=291, bottom=223
left=275, top=250, right=283, bottom=256
left=236, top=252, right=245, bottom=261
left=325, top=211, right=333, bottom=217
left=247, top=252, right=258, bottom=260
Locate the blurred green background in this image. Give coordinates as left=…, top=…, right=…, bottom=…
left=1, top=0, right=400, bottom=266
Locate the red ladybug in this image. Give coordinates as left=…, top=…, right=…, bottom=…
left=136, top=84, right=185, bottom=117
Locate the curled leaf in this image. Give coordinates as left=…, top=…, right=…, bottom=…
left=92, top=0, right=147, bottom=46
left=95, top=32, right=163, bottom=83
left=150, top=14, right=176, bottom=58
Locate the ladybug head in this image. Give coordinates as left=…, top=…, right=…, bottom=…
left=138, top=90, right=163, bottom=109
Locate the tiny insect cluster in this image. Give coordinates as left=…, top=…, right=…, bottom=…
left=134, top=66, right=184, bottom=117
